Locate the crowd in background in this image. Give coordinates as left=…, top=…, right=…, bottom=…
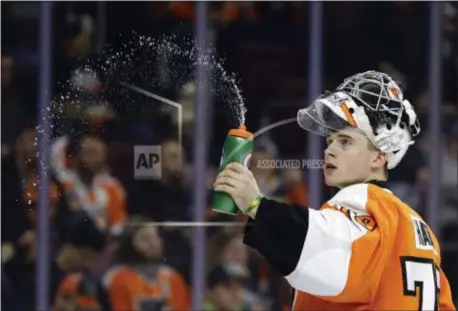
left=2, top=2, right=457, bottom=311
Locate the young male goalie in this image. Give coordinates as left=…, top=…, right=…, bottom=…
left=213, top=71, right=456, bottom=310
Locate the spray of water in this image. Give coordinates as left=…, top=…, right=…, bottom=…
left=213, top=62, right=246, bottom=125
left=29, top=32, right=249, bottom=196
left=68, top=32, right=247, bottom=124
left=48, top=32, right=248, bottom=135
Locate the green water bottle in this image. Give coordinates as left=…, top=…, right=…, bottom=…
left=212, top=124, right=254, bottom=215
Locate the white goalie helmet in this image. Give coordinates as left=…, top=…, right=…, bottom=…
left=297, top=70, right=421, bottom=169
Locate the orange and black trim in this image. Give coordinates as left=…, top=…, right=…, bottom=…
left=339, top=102, right=358, bottom=128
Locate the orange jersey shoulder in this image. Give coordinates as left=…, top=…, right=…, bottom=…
left=291, top=183, right=456, bottom=311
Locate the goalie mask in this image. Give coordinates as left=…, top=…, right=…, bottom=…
left=297, top=70, right=421, bottom=169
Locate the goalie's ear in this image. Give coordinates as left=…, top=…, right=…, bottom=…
left=371, top=150, right=387, bottom=171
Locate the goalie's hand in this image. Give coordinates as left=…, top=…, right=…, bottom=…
left=213, top=163, right=262, bottom=217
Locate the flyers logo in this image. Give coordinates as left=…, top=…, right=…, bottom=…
left=355, top=215, right=377, bottom=231
left=330, top=205, right=377, bottom=231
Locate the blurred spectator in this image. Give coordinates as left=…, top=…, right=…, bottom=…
left=23, top=176, right=60, bottom=228
left=209, top=230, right=248, bottom=268
left=52, top=216, right=107, bottom=311
left=127, top=138, right=194, bottom=281
left=129, top=139, right=192, bottom=222
left=281, top=167, right=309, bottom=206
left=441, top=123, right=458, bottom=236
left=208, top=230, right=270, bottom=310
left=2, top=176, right=64, bottom=311
left=1, top=124, right=61, bottom=261
left=206, top=263, right=265, bottom=311
left=250, top=141, right=284, bottom=201
left=2, top=125, right=38, bottom=244
left=205, top=263, right=249, bottom=311
left=249, top=140, right=309, bottom=206
left=100, top=217, right=190, bottom=311
left=1, top=124, right=71, bottom=311
left=1, top=54, right=35, bottom=147
left=50, top=134, right=127, bottom=236
left=54, top=12, right=96, bottom=93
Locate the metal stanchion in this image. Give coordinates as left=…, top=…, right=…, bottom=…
left=306, top=2, right=324, bottom=209
left=36, top=2, right=53, bottom=310
left=191, top=2, right=210, bottom=309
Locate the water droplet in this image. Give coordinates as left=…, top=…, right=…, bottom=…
left=47, top=31, right=246, bottom=158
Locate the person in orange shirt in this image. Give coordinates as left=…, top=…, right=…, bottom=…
left=100, top=217, right=191, bottom=311
left=53, top=215, right=107, bottom=311
left=54, top=273, right=101, bottom=311
left=51, top=134, right=127, bottom=236
left=214, top=71, right=456, bottom=310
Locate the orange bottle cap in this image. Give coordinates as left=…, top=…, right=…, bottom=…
left=228, top=124, right=253, bottom=140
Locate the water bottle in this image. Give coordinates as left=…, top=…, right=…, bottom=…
left=212, top=124, right=254, bottom=215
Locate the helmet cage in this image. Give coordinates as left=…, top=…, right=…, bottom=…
left=297, top=70, right=421, bottom=169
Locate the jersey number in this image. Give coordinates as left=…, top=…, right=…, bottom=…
left=401, top=256, right=440, bottom=311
